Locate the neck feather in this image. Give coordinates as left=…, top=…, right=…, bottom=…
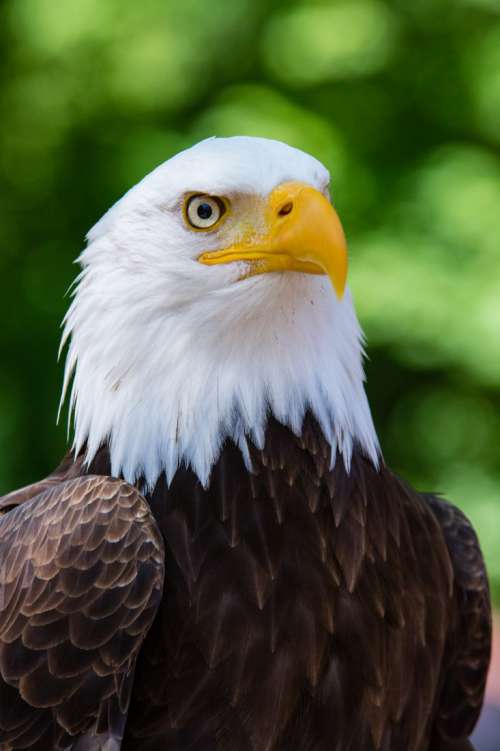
left=61, top=268, right=380, bottom=489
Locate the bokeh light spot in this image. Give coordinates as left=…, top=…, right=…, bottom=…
left=262, top=0, right=399, bottom=86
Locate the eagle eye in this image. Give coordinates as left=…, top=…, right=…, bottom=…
left=185, top=194, right=226, bottom=230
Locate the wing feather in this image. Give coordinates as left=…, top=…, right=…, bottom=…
left=424, top=494, right=492, bottom=745
left=0, top=475, right=164, bottom=750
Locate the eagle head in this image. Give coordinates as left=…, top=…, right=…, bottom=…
left=61, top=137, right=379, bottom=488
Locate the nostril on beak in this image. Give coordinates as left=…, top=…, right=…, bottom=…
left=278, top=201, right=293, bottom=217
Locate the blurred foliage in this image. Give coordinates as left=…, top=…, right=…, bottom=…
left=0, top=0, right=499, bottom=597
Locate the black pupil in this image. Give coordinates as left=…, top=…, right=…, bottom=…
left=197, top=202, right=213, bottom=220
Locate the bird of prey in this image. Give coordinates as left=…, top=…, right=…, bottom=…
left=0, top=137, right=491, bottom=751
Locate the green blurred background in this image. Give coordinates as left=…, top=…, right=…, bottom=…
left=0, top=0, right=499, bottom=600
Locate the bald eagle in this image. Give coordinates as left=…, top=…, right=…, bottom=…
left=0, top=137, right=491, bottom=751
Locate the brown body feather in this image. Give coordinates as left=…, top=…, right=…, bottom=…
left=0, top=476, right=164, bottom=749
left=0, top=416, right=491, bottom=750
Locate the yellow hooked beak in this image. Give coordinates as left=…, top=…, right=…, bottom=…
left=198, top=181, right=348, bottom=297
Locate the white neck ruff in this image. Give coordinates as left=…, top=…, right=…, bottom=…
left=61, top=248, right=380, bottom=490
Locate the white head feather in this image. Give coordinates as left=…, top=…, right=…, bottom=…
left=61, top=136, right=380, bottom=489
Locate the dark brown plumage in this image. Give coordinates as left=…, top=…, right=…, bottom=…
left=0, top=415, right=491, bottom=750
left=0, top=474, right=164, bottom=750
